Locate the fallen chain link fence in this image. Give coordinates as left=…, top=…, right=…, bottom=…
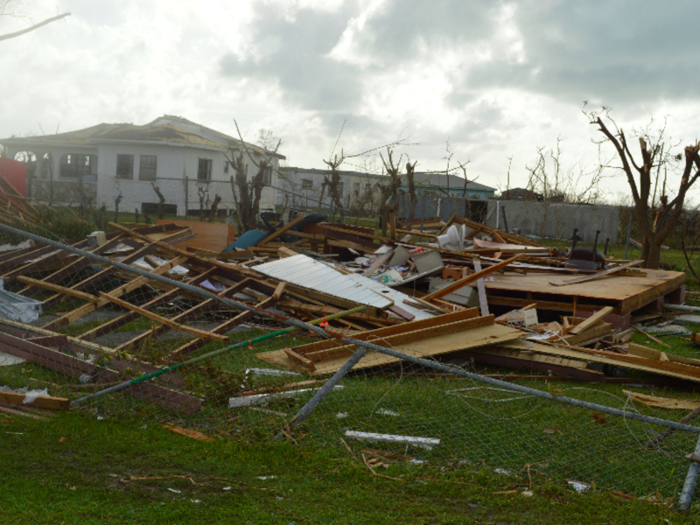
left=0, top=223, right=698, bottom=510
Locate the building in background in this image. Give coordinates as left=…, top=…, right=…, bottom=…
left=277, top=168, right=496, bottom=211
left=0, top=116, right=284, bottom=216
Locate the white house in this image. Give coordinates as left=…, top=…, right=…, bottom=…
left=0, top=116, right=285, bottom=217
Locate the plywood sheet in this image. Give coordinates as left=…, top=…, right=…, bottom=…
left=157, top=220, right=236, bottom=252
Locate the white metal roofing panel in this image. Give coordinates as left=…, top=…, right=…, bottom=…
left=345, top=274, right=435, bottom=321
left=254, top=255, right=393, bottom=309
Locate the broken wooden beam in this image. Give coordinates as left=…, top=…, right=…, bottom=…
left=423, top=254, right=525, bottom=302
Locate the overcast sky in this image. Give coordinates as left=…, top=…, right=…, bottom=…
left=1, top=0, right=699, bottom=202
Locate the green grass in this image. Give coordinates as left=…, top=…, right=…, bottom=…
left=0, top=410, right=695, bottom=524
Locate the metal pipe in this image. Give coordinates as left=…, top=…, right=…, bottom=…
left=333, top=336, right=700, bottom=435
left=277, top=348, right=366, bottom=438
left=665, top=304, right=700, bottom=314
left=679, top=434, right=700, bottom=510
left=184, top=176, right=189, bottom=220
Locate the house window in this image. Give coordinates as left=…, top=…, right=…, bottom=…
left=354, top=182, right=360, bottom=197
left=301, top=179, right=313, bottom=190
left=337, top=182, right=344, bottom=194
left=139, top=155, right=157, bottom=181
left=61, top=153, right=96, bottom=178
left=116, top=154, right=134, bottom=180
left=365, top=183, right=371, bottom=193
left=198, top=158, right=212, bottom=181
left=262, top=166, right=272, bottom=186
left=224, top=161, right=229, bottom=174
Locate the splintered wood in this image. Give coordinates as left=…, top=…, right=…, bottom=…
left=0, top=211, right=690, bottom=416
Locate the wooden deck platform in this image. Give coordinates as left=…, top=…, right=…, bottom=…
left=474, top=268, right=685, bottom=327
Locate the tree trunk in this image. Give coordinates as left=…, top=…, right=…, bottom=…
left=645, top=240, right=662, bottom=269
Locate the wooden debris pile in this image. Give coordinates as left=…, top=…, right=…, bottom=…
left=0, top=211, right=693, bottom=416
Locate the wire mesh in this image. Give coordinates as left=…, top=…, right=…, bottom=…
left=0, top=222, right=696, bottom=504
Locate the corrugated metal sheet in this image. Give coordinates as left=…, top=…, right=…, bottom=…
left=345, top=274, right=434, bottom=321
left=255, top=255, right=393, bottom=310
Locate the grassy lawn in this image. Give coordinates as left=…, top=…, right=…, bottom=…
left=1, top=410, right=695, bottom=524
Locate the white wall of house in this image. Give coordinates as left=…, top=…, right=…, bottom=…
left=96, top=143, right=279, bottom=216
left=6, top=135, right=279, bottom=218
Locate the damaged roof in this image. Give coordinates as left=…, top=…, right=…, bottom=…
left=0, top=116, right=285, bottom=159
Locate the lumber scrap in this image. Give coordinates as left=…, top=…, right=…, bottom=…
left=256, top=310, right=524, bottom=375
left=550, top=260, right=644, bottom=287
left=423, top=254, right=525, bottom=301
left=567, top=307, right=613, bottom=335
left=494, top=340, right=700, bottom=384
left=42, top=255, right=189, bottom=331
left=0, top=390, right=69, bottom=410
left=98, top=292, right=228, bottom=342
left=623, top=391, right=700, bottom=411
left=457, top=346, right=605, bottom=381
left=256, top=215, right=305, bottom=246
left=0, top=320, right=187, bottom=388
left=16, top=276, right=99, bottom=303
left=0, top=329, right=201, bottom=413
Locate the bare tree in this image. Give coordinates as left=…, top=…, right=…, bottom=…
left=404, top=160, right=418, bottom=226
left=377, top=148, right=404, bottom=236
left=227, top=120, right=282, bottom=233
left=525, top=137, right=604, bottom=203
left=587, top=106, right=700, bottom=268
left=151, top=183, right=166, bottom=220
left=0, top=1, right=70, bottom=42
left=321, top=153, right=346, bottom=222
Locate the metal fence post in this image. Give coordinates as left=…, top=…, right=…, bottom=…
left=679, top=435, right=700, bottom=510
left=624, top=210, right=632, bottom=259
left=184, top=176, right=188, bottom=220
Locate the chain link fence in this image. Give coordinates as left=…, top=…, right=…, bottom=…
left=0, top=223, right=698, bottom=505
left=25, top=173, right=633, bottom=247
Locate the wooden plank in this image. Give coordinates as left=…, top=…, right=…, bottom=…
left=98, top=292, right=228, bottom=342
left=276, top=309, right=478, bottom=357
left=256, top=215, right=305, bottom=246
left=42, top=255, right=188, bottom=331
left=114, top=276, right=248, bottom=353
left=550, top=260, right=644, bottom=287
left=496, top=340, right=700, bottom=384
left=423, top=254, right=525, bottom=301
left=302, top=315, right=498, bottom=363
left=568, top=306, right=614, bottom=335
left=631, top=325, right=671, bottom=348
left=257, top=322, right=523, bottom=375
left=0, top=391, right=69, bottom=410
left=362, top=248, right=395, bottom=277
left=16, top=276, right=99, bottom=303
left=562, top=322, right=613, bottom=345
left=75, top=267, right=218, bottom=341
left=0, top=321, right=187, bottom=388
left=163, top=295, right=280, bottom=362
